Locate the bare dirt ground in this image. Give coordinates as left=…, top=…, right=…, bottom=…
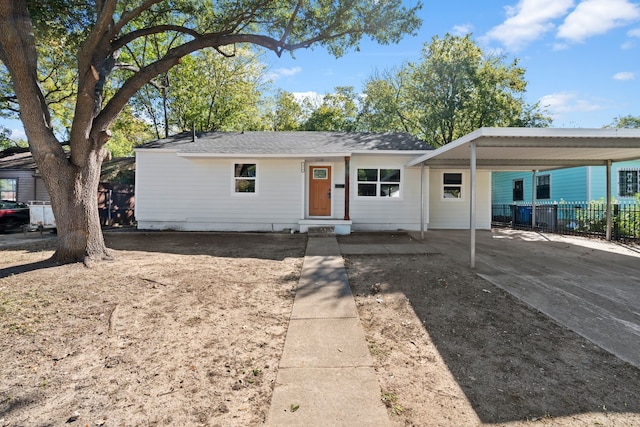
left=340, top=233, right=640, bottom=427
left=1, top=231, right=639, bottom=427
left=1, top=232, right=305, bottom=426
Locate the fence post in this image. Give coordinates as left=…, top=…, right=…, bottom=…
left=511, top=204, right=516, bottom=229
left=553, top=203, right=558, bottom=233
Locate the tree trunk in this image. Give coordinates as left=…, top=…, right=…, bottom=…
left=38, top=147, right=112, bottom=264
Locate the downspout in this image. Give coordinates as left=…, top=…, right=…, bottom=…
left=344, top=156, right=350, bottom=220
left=470, top=141, right=477, bottom=269
left=531, top=170, right=537, bottom=230
left=606, top=160, right=612, bottom=241
left=586, top=166, right=592, bottom=201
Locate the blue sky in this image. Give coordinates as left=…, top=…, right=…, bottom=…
left=267, top=0, right=640, bottom=128
left=2, top=0, right=639, bottom=140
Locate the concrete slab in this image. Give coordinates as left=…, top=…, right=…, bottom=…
left=279, top=318, right=372, bottom=368
left=305, top=237, right=341, bottom=256
left=339, top=243, right=439, bottom=255
left=267, top=367, right=390, bottom=427
left=290, top=277, right=359, bottom=319
left=424, top=229, right=640, bottom=368
left=290, top=249, right=359, bottom=318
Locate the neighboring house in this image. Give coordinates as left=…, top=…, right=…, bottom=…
left=0, top=149, right=50, bottom=202
left=134, top=131, right=494, bottom=234
left=492, top=160, right=640, bottom=205
left=0, top=148, right=136, bottom=226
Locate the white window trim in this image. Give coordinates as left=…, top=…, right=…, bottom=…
left=354, top=167, right=403, bottom=200
left=441, top=171, right=464, bottom=201
left=231, top=161, right=258, bottom=196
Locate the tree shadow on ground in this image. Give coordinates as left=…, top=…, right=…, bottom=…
left=104, top=231, right=307, bottom=260
left=0, top=259, right=61, bottom=279
left=348, top=253, right=640, bottom=424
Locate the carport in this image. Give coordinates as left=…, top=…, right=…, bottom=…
left=407, top=127, right=640, bottom=268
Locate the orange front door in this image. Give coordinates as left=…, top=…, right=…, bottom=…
left=309, top=166, right=331, bottom=216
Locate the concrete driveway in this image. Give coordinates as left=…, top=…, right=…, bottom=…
left=421, top=228, right=640, bottom=368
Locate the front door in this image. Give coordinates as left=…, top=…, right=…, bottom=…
left=309, top=166, right=331, bottom=216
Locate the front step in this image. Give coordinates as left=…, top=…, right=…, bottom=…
left=298, top=219, right=352, bottom=235
left=307, top=226, right=335, bottom=236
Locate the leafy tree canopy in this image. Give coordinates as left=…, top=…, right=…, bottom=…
left=359, top=34, right=552, bottom=146
left=607, top=115, right=640, bottom=129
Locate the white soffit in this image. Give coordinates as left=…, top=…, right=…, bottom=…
left=406, top=128, right=640, bottom=171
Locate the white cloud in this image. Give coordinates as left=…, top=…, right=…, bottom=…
left=557, top=0, right=640, bottom=42
left=484, top=0, right=575, bottom=50
left=10, top=128, right=26, bottom=139
left=613, top=71, right=635, bottom=80
left=452, top=24, right=473, bottom=36
left=540, top=92, right=604, bottom=115
left=292, top=91, right=324, bottom=106
left=629, top=27, right=640, bottom=37
left=264, top=66, right=302, bottom=81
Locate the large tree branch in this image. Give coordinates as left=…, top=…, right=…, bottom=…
left=111, top=0, right=163, bottom=37
left=0, top=1, right=60, bottom=162
left=112, top=25, right=202, bottom=52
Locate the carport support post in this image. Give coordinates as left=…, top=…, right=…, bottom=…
left=420, top=162, right=425, bottom=240
left=606, top=160, right=612, bottom=241
left=469, top=141, right=476, bottom=269
left=531, top=170, right=537, bottom=230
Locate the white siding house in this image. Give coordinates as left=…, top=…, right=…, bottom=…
left=134, top=131, right=494, bottom=233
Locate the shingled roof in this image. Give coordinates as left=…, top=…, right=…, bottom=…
left=136, top=131, right=432, bottom=154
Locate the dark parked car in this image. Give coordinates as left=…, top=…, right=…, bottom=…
left=0, top=200, right=30, bottom=233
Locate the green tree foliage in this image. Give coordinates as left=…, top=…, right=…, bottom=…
left=0, top=0, right=421, bottom=262
left=359, top=34, right=551, bottom=146
left=266, top=90, right=305, bottom=131
left=168, top=47, right=268, bottom=132
left=607, top=115, right=640, bottom=129
left=0, top=125, right=11, bottom=150
left=358, top=68, right=412, bottom=133
left=304, top=86, right=359, bottom=131
left=106, top=105, right=155, bottom=157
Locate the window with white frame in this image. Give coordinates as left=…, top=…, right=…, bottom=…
left=442, top=173, right=462, bottom=199
left=0, top=178, right=17, bottom=201
left=234, top=163, right=256, bottom=193
left=536, top=174, right=550, bottom=199
left=357, top=168, right=401, bottom=198
left=618, top=169, right=640, bottom=197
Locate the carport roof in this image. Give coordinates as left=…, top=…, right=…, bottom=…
left=406, top=127, right=640, bottom=170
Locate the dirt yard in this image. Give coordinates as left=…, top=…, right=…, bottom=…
left=1, top=231, right=639, bottom=426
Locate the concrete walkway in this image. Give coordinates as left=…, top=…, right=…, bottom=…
left=267, top=236, right=390, bottom=427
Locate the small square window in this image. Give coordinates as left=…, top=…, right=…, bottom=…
left=443, top=173, right=462, bottom=199
left=234, top=163, right=256, bottom=193
left=0, top=178, right=17, bottom=201
left=618, top=170, right=640, bottom=197
left=313, top=168, right=328, bottom=179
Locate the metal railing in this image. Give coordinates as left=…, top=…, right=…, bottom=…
left=492, top=202, right=640, bottom=241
